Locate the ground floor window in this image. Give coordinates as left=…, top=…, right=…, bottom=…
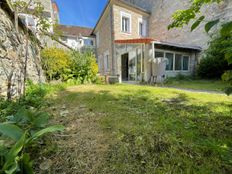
left=165, top=53, right=174, bottom=71
left=175, top=54, right=182, bottom=71
left=155, top=51, right=190, bottom=71
left=104, top=54, right=109, bottom=72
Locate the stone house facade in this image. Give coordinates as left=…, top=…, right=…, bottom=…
left=93, top=0, right=232, bottom=83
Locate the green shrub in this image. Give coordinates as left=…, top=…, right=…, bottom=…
left=197, top=36, right=232, bottom=79
left=65, top=51, right=98, bottom=83
left=41, top=48, right=98, bottom=84
left=41, top=47, right=71, bottom=81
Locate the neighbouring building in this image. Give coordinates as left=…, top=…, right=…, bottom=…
left=57, top=25, right=95, bottom=52
left=93, top=0, right=232, bottom=83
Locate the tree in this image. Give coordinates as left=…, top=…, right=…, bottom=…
left=168, top=0, right=232, bottom=95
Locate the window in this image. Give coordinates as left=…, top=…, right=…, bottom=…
left=183, top=56, right=190, bottom=71
left=104, top=52, right=109, bottom=72
left=155, top=51, right=190, bottom=71
left=165, top=53, right=174, bottom=71
left=84, top=39, right=94, bottom=46
left=121, top=12, right=131, bottom=33
left=139, top=21, right=143, bottom=36
left=175, top=54, right=182, bottom=70
left=96, top=32, right=100, bottom=47
left=155, top=51, right=164, bottom=58
left=138, top=18, right=147, bottom=36
left=61, top=36, right=67, bottom=42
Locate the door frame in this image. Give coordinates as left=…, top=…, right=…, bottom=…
left=121, top=53, right=129, bottom=81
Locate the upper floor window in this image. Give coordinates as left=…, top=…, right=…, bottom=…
left=121, top=12, right=131, bottom=33
left=138, top=18, right=147, bottom=37
left=84, top=39, right=94, bottom=46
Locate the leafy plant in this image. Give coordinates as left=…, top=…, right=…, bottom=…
left=41, top=48, right=98, bottom=84
left=66, top=51, right=98, bottom=83
left=0, top=109, right=64, bottom=174
left=41, top=47, right=71, bottom=81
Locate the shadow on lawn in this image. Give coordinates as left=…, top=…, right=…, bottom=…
left=45, top=87, right=232, bottom=174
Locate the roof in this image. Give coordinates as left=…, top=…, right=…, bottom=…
left=57, top=25, right=93, bottom=37
left=93, top=0, right=150, bottom=34
left=114, top=38, right=202, bottom=51
left=154, top=40, right=202, bottom=51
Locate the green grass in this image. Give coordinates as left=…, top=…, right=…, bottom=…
left=50, top=84, right=232, bottom=173
left=164, top=79, right=229, bottom=92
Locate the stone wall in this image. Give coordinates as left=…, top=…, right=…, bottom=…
left=0, top=4, right=45, bottom=98
left=124, top=0, right=232, bottom=49
left=95, top=6, right=113, bottom=75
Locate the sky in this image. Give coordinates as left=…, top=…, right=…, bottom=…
left=55, top=0, right=108, bottom=28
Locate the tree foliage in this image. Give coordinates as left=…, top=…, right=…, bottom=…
left=197, top=35, right=232, bottom=79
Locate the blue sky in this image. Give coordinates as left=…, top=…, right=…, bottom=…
left=55, top=0, right=108, bottom=28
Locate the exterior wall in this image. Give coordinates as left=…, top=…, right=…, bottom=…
left=61, top=36, right=95, bottom=51
left=0, top=6, right=45, bottom=98
left=96, top=0, right=232, bottom=81
left=113, top=4, right=149, bottom=40
left=95, top=7, right=113, bottom=75
left=124, top=0, right=232, bottom=49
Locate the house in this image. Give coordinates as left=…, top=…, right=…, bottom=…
left=93, top=0, right=232, bottom=83
left=57, top=25, right=95, bottom=51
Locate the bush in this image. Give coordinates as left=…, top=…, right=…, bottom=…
left=197, top=36, right=232, bottom=79
left=65, top=51, right=98, bottom=83
left=41, top=48, right=98, bottom=84
left=41, top=47, right=71, bottom=81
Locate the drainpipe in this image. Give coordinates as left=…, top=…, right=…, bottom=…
left=150, top=42, right=155, bottom=83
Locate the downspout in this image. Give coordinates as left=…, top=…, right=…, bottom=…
left=150, top=41, right=155, bottom=83
left=110, top=5, right=116, bottom=76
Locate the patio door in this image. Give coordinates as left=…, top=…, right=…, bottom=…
left=121, top=53, right=129, bottom=81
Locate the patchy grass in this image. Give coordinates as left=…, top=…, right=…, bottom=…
left=45, top=84, right=232, bottom=174
left=164, top=79, right=229, bottom=92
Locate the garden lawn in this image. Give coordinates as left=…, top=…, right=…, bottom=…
left=164, top=79, right=229, bottom=92
left=46, top=84, right=232, bottom=174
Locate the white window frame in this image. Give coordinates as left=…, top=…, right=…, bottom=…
left=154, top=49, right=191, bottom=72
left=138, top=18, right=147, bottom=37
left=120, top=11, right=131, bottom=34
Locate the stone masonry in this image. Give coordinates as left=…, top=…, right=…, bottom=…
left=124, top=0, right=232, bottom=49
left=0, top=2, right=45, bottom=98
